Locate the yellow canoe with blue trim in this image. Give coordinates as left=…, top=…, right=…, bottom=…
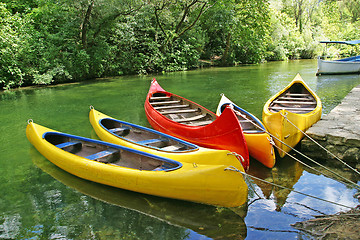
left=26, top=121, right=248, bottom=207
left=89, top=107, right=247, bottom=168
left=262, top=74, right=322, bottom=157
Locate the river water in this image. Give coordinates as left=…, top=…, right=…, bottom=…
left=1, top=59, right=359, bottom=239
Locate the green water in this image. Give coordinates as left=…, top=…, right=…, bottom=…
left=1, top=59, right=360, bottom=239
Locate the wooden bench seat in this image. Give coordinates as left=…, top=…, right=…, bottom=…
left=278, top=96, right=313, bottom=101
left=109, top=127, right=131, bottom=135
left=86, top=148, right=119, bottom=163
left=154, top=104, right=189, bottom=110
left=150, top=96, right=171, bottom=100
left=136, top=138, right=167, bottom=145
left=285, top=93, right=311, bottom=97
left=150, top=100, right=181, bottom=105
left=269, top=106, right=315, bottom=111
left=273, top=100, right=317, bottom=105
left=56, top=141, right=81, bottom=149
left=161, top=109, right=197, bottom=115
left=185, top=120, right=213, bottom=126
left=173, top=114, right=206, bottom=123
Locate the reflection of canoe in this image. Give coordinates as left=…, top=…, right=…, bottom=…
left=26, top=121, right=248, bottom=207
left=216, top=94, right=276, bottom=168
left=31, top=150, right=247, bottom=239
left=262, top=74, right=322, bottom=157
left=144, top=78, right=249, bottom=170
left=89, top=107, right=245, bottom=168
left=248, top=156, right=304, bottom=210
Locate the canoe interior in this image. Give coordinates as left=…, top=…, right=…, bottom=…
left=100, top=118, right=197, bottom=152
left=269, top=83, right=317, bottom=114
left=44, top=132, right=180, bottom=171
left=219, top=104, right=264, bottom=133
left=149, top=92, right=217, bottom=126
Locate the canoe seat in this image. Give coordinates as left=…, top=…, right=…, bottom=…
left=109, top=127, right=131, bottom=136
left=161, top=145, right=182, bottom=151
left=154, top=104, right=189, bottom=110
left=244, top=129, right=264, bottom=133
left=86, top=148, right=119, bottom=163
left=136, top=138, right=168, bottom=146
left=56, top=141, right=82, bottom=153
left=285, top=93, right=311, bottom=97
left=150, top=96, right=171, bottom=100
left=269, top=106, right=315, bottom=111
left=161, top=109, right=197, bottom=115
left=153, top=162, right=176, bottom=171
left=273, top=100, right=317, bottom=105
left=174, top=114, right=206, bottom=123
left=150, top=100, right=181, bottom=105
left=185, top=120, right=213, bottom=126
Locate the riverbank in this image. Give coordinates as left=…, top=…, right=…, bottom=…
left=301, top=84, right=360, bottom=168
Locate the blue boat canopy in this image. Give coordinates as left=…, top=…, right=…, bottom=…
left=320, top=40, right=360, bottom=45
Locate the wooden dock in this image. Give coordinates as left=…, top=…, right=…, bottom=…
left=301, top=84, right=360, bottom=166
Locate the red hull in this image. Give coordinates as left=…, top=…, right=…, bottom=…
left=144, top=78, right=249, bottom=170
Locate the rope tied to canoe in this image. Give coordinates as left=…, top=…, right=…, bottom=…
left=279, top=111, right=360, bottom=176
left=234, top=107, right=360, bottom=190
left=224, top=166, right=353, bottom=209
left=227, top=152, right=245, bottom=164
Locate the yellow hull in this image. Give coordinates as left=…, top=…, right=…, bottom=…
left=262, top=74, right=322, bottom=157
left=216, top=94, right=276, bottom=168
left=26, top=121, right=248, bottom=207
left=89, top=108, right=246, bottom=168
left=244, top=132, right=275, bottom=168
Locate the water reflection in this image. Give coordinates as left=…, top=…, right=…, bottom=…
left=248, top=155, right=304, bottom=211
left=30, top=148, right=248, bottom=240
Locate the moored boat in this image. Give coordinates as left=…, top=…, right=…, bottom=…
left=216, top=94, right=276, bottom=168
left=89, top=106, right=245, bottom=167
left=317, top=40, right=360, bottom=75
left=26, top=120, right=248, bottom=207
left=262, top=74, right=322, bottom=157
left=144, top=78, right=249, bottom=170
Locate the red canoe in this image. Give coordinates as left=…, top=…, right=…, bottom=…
left=144, top=78, right=249, bottom=170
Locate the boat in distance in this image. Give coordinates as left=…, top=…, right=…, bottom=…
left=317, top=40, right=360, bottom=75
left=216, top=94, right=276, bottom=168
left=26, top=121, right=248, bottom=207
left=89, top=107, right=246, bottom=168
left=262, top=74, right=322, bottom=157
left=144, top=78, right=249, bottom=170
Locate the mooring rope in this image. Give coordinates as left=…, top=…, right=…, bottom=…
left=233, top=109, right=360, bottom=190
left=280, top=112, right=360, bottom=176
left=225, top=166, right=353, bottom=209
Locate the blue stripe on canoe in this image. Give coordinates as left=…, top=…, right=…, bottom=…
left=86, top=149, right=118, bottom=161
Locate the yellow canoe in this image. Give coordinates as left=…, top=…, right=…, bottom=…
left=89, top=107, right=247, bottom=168
left=216, top=94, right=276, bottom=168
left=262, top=74, right=322, bottom=157
left=26, top=121, right=248, bottom=207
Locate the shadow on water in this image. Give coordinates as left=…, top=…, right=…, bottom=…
left=29, top=147, right=248, bottom=240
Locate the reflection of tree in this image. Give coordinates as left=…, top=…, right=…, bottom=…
left=27, top=148, right=247, bottom=240
left=248, top=155, right=304, bottom=211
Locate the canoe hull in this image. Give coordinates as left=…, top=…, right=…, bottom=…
left=27, top=122, right=248, bottom=207
left=89, top=108, right=246, bottom=168
left=144, top=79, right=249, bottom=170
left=263, top=74, right=322, bottom=157
left=216, top=94, right=276, bottom=168
left=317, top=56, right=360, bottom=75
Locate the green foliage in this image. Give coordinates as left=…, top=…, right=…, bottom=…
left=0, top=0, right=359, bottom=89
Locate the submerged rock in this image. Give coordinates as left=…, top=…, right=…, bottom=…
left=292, top=206, right=360, bottom=239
